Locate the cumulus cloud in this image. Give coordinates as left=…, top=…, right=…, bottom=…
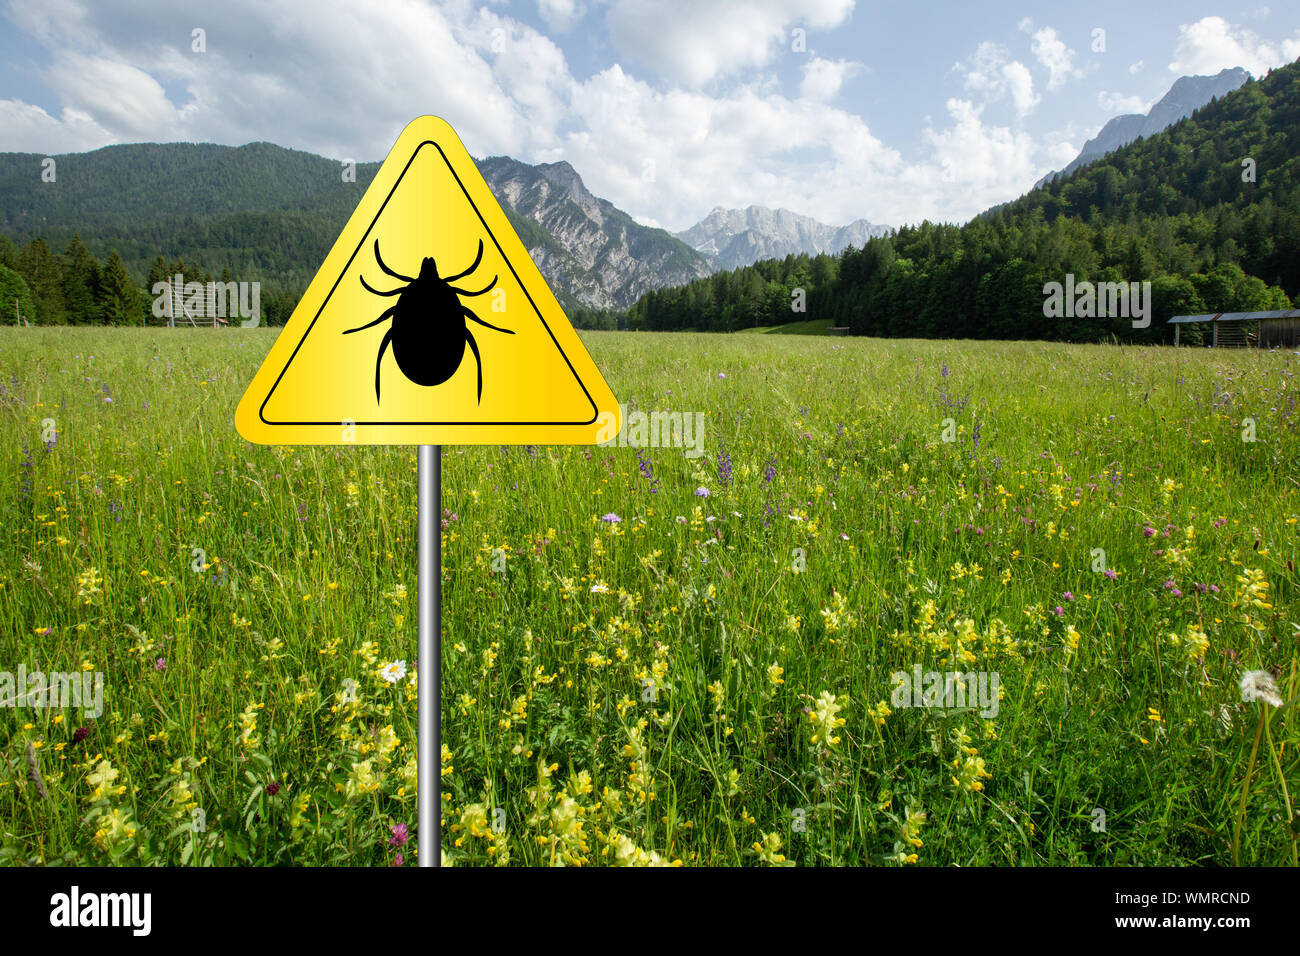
left=0, top=0, right=1081, bottom=231
left=538, top=0, right=584, bottom=33
left=1001, top=61, right=1039, bottom=116
left=604, top=0, right=854, bottom=87
left=799, top=56, right=860, bottom=102
left=915, top=98, right=1040, bottom=213
left=1168, top=15, right=1300, bottom=76
left=0, top=98, right=114, bottom=153
left=1030, top=26, right=1083, bottom=90
left=957, top=42, right=1039, bottom=116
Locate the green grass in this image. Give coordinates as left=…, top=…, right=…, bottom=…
left=738, top=318, right=838, bottom=335
left=0, top=328, right=1297, bottom=866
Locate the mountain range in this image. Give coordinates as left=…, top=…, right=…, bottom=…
left=476, top=156, right=709, bottom=309
left=0, top=143, right=715, bottom=313
left=1038, top=67, right=1250, bottom=187
left=675, top=205, right=892, bottom=271
left=0, top=65, right=1265, bottom=320
left=0, top=141, right=882, bottom=313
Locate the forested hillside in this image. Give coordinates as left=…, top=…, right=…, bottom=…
left=0, top=141, right=695, bottom=328
left=629, top=59, right=1300, bottom=341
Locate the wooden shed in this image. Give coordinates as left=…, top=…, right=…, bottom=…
left=1168, top=310, right=1300, bottom=348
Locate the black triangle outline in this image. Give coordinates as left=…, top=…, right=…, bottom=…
left=259, top=139, right=600, bottom=427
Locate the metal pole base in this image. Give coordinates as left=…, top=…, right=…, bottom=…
left=418, top=445, right=441, bottom=867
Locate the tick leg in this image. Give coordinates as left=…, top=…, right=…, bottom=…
left=373, top=240, right=415, bottom=283
left=361, top=273, right=404, bottom=297
left=449, top=274, right=497, bottom=297
left=344, top=305, right=397, bottom=334
left=443, top=240, right=484, bottom=282
left=465, top=328, right=483, bottom=402
left=464, top=307, right=514, bottom=335
left=374, top=327, right=394, bottom=403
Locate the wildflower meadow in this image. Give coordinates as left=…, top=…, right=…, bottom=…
left=0, top=327, right=1296, bottom=866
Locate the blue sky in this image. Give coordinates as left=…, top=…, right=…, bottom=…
left=1, top=1, right=1298, bottom=232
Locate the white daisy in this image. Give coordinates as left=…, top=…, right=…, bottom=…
left=380, top=660, right=407, bottom=684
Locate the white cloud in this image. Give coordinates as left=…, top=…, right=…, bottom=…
left=799, top=56, right=860, bottom=102
left=1097, top=91, right=1151, bottom=115
left=1030, top=26, right=1083, bottom=90
left=538, top=0, right=584, bottom=33
left=915, top=98, right=1041, bottom=213
left=44, top=53, right=193, bottom=139
left=1, top=0, right=538, bottom=161
left=561, top=65, right=907, bottom=228
left=1128, top=60, right=1145, bottom=74
left=1168, top=15, right=1300, bottom=76
left=958, top=42, right=1038, bottom=116
left=604, top=0, right=854, bottom=87
left=1040, top=131, right=1082, bottom=170
left=0, top=0, right=1081, bottom=232
left=1001, top=61, right=1039, bottom=116
left=0, top=98, right=115, bottom=153
left=960, top=42, right=1008, bottom=96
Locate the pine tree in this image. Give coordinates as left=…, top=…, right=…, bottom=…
left=61, top=235, right=102, bottom=325
left=99, top=251, right=142, bottom=326
left=148, top=255, right=170, bottom=289
left=0, top=264, right=36, bottom=327
left=17, top=237, right=66, bottom=325
left=0, top=235, right=18, bottom=272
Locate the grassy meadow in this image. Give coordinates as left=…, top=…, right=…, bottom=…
left=0, top=326, right=1296, bottom=866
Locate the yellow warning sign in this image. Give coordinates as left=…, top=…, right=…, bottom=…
left=235, top=115, right=619, bottom=445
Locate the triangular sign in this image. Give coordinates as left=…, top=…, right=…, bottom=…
left=235, top=115, right=619, bottom=445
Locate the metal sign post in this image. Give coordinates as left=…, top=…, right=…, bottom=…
left=418, top=445, right=441, bottom=867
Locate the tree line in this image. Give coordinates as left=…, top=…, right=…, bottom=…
left=0, top=233, right=301, bottom=327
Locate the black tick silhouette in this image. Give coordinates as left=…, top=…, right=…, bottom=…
left=345, top=238, right=513, bottom=403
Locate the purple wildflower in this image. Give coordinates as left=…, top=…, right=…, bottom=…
left=716, top=450, right=733, bottom=488
left=636, top=450, right=659, bottom=494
